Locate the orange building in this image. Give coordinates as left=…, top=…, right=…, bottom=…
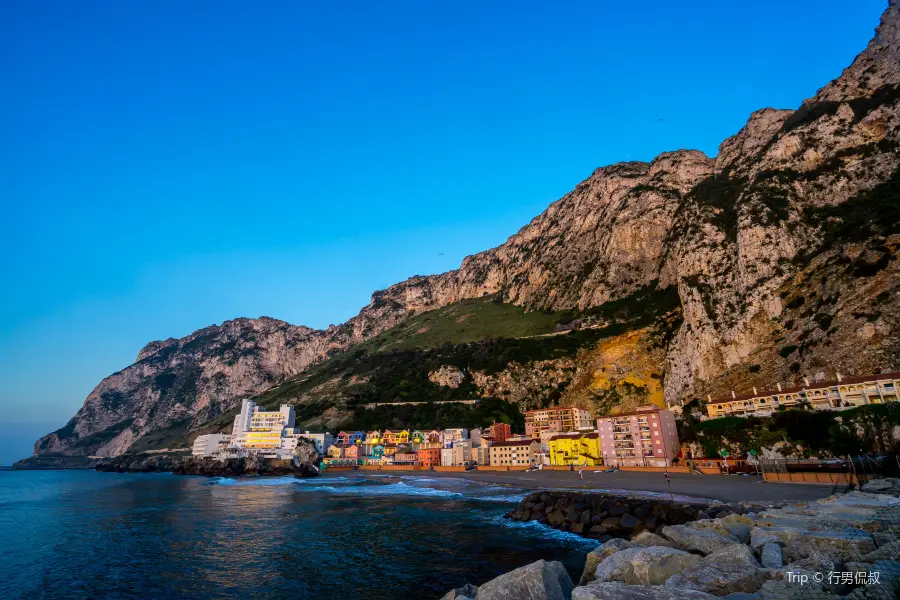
left=417, top=447, right=441, bottom=467
left=485, top=422, right=512, bottom=442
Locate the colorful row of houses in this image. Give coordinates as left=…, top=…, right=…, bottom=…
left=321, top=406, right=681, bottom=469
left=323, top=423, right=514, bottom=467
left=191, top=399, right=681, bottom=468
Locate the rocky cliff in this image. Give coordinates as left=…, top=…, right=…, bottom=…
left=34, top=2, right=900, bottom=457
left=35, top=317, right=348, bottom=456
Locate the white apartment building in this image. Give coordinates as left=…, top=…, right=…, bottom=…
left=469, top=428, right=483, bottom=447
left=296, top=431, right=335, bottom=455
left=470, top=445, right=491, bottom=466
left=192, top=433, right=229, bottom=457
left=441, top=440, right=471, bottom=466
left=441, top=428, right=469, bottom=448
left=227, top=399, right=299, bottom=459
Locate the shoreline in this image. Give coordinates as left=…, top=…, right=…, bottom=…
left=12, top=459, right=842, bottom=504
left=342, top=468, right=840, bottom=504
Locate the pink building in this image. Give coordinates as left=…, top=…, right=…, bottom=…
left=596, top=405, right=679, bottom=467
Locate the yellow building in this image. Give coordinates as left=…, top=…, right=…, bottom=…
left=548, top=432, right=603, bottom=466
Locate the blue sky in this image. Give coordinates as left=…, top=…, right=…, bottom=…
left=0, top=0, right=884, bottom=464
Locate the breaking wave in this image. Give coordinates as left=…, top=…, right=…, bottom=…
left=469, top=493, right=528, bottom=504
left=322, top=481, right=463, bottom=498
left=486, top=515, right=600, bottom=549
left=209, top=476, right=349, bottom=486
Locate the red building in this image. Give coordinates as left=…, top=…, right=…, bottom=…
left=485, top=422, right=512, bottom=442
left=417, top=447, right=441, bottom=467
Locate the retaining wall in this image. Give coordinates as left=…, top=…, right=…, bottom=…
left=763, top=471, right=852, bottom=485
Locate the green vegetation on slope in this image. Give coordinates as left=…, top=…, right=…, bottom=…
left=678, top=401, right=900, bottom=458
left=344, top=397, right=525, bottom=433
left=359, top=296, right=569, bottom=353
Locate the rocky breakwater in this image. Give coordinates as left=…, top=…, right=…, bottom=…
left=505, top=491, right=765, bottom=540
left=96, top=441, right=322, bottom=478
left=445, top=481, right=900, bottom=599
left=96, top=453, right=321, bottom=477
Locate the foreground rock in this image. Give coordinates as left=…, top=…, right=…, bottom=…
left=595, top=546, right=703, bottom=585
left=446, top=481, right=900, bottom=600
left=660, top=524, right=740, bottom=555
left=441, top=560, right=573, bottom=600
left=580, top=539, right=633, bottom=585
left=572, top=582, right=717, bottom=599
left=665, top=564, right=771, bottom=596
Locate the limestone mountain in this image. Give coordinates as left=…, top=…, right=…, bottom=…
left=32, top=1, right=900, bottom=458
left=35, top=317, right=348, bottom=456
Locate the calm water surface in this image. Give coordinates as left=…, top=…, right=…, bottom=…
left=0, top=470, right=595, bottom=599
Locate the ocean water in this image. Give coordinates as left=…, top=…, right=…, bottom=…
left=0, top=470, right=596, bottom=599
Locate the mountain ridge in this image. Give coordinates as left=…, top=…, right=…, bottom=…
left=33, top=1, right=900, bottom=458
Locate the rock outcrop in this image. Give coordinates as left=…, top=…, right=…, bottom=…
left=33, top=1, right=900, bottom=457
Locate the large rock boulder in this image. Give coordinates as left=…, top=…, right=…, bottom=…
left=580, top=539, right=632, bottom=585
left=714, top=514, right=754, bottom=544
left=665, top=564, right=771, bottom=596
left=759, top=543, right=783, bottom=569
left=749, top=526, right=876, bottom=561
left=441, top=584, right=478, bottom=600
left=571, top=582, right=717, bottom=600
left=863, top=540, right=900, bottom=562
left=627, top=547, right=705, bottom=585
left=475, top=560, right=574, bottom=600
left=702, top=543, right=761, bottom=568
left=593, top=548, right=645, bottom=584
left=594, top=546, right=703, bottom=586
left=631, top=531, right=678, bottom=548
left=661, top=525, right=741, bottom=556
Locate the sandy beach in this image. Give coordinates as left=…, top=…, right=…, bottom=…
left=336, top=468, right=840, bottom=504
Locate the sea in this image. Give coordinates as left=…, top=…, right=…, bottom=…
left=0, top=470, right=598, bottom=600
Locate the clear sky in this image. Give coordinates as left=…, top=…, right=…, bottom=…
left=0, top=0, right=885, bottom=464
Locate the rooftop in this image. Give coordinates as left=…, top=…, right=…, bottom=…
left=548, top=432, right=600, bottom=441
left=525, top=406, right=590, bottom=415
left=598, top=405, right=667, bottom=419
left=491, top=439, right=538, bottom=448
